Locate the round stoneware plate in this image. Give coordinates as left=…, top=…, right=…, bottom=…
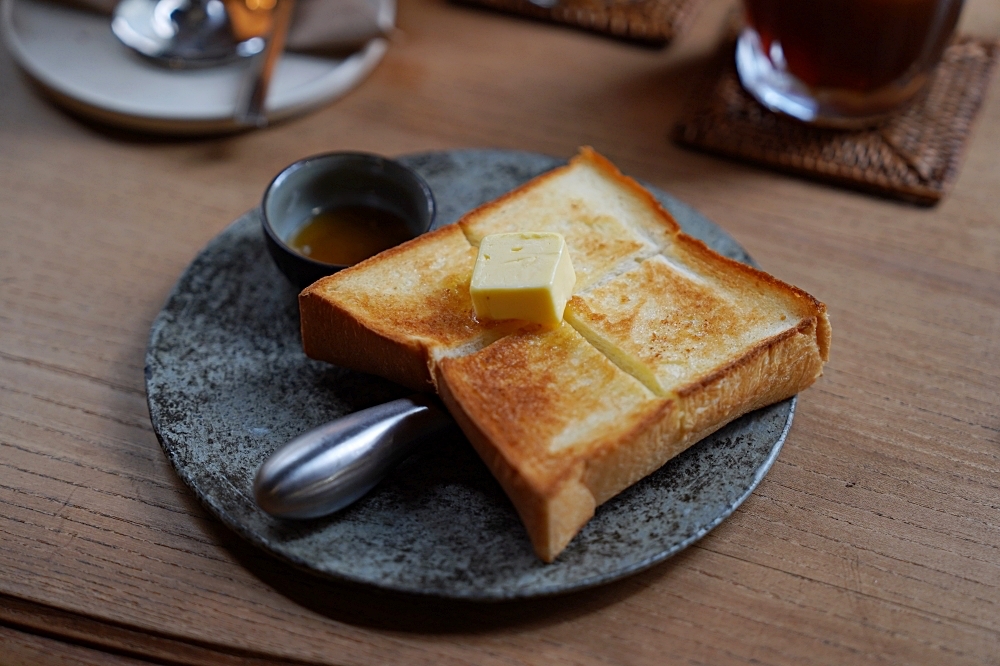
left=145, top=149, right=795, bottom=600
left=0, top=0, right=391, bottom=133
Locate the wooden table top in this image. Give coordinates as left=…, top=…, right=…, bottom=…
left=2, top=0, right=999, bottom=663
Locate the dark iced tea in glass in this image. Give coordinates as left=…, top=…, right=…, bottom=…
left=736, top=0, right=964, bottom=127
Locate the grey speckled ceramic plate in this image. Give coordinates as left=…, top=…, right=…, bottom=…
left=146, top=149, right=795, bottom=600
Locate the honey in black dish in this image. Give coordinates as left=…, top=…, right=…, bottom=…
left=290, top=204, right=414, bottom=266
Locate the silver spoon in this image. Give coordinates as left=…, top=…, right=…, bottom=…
left=234, top=0, right=295, bottom=127
left=111, top=0, right=264, bottom=68
left=253, top=395, right=454, bottom=519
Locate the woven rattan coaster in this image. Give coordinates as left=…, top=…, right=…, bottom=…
left=453, top=0, right=703, bottom=45
left=674, top=36, right=1000, bottom=204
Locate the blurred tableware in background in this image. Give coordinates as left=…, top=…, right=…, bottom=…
left=57, top=0, right=389, bottom=53
left=0, top=0, right=394, bottom=133
left=736, top=0, right=965, bottom=127
left=233, top=0, right=297, bottom=126
left=110, top=0, right=267, bottom=68
left=674, top=28, right=997, bottom=205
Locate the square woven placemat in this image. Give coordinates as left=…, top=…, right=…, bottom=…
left=452, top=0, right=704, bottom=45
left=673, top=36, right=1000, bottom=204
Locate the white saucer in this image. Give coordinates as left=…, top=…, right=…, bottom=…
left=0, top=0, right=391, bottom=133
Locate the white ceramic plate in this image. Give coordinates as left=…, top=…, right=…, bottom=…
left=0, top=0, right=391, bottom=133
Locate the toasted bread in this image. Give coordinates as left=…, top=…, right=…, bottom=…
left=300, top=148, right=830, bottom=562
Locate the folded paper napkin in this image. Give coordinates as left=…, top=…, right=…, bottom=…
left=62, top=0, right=392, bottom=53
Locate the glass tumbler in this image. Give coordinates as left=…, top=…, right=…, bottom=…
left=736, top=0, right=965, bottom=128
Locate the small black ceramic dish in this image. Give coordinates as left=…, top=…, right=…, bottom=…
left=262, top=152, right=436, bottom=289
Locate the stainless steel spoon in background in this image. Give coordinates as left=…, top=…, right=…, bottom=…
left=112, top=0, right=294, bottom=127
left=112, top=0, right=264, bottom=68
left=253, top=395, right=455, bottom=519
left=233, top=0, right=295, bottom=127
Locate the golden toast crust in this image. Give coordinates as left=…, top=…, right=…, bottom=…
left=300, top=225, right=515, bottom=391
left=299, top=147, right=831, bottom=562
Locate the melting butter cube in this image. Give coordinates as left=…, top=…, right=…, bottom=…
left=470, top=232, right=576, bottom=327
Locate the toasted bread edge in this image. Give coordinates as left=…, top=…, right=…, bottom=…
left=437, top=308, right=828, bottom=562
left=671, top=232, right=832, bottom=362
left=436, top=361, right=599, bottom=562
left=299, top=287, right=435, bottom=392
left=581, top=316, right=827, bottom=509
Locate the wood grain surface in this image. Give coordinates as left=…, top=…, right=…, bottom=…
left=1, top=0, right=999, bottom=663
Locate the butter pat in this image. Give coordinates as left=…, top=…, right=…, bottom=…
left=470, top=232, right=576, bottom=327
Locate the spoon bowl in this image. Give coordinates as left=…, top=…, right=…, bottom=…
left=112, top=0, right=263, bottom=68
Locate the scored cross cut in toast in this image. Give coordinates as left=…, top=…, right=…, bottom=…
left=436, top=323, right=666, bottom=560
left=299, top=223, right=522, bottom=391
left=299, top=147, right=830, bottom=562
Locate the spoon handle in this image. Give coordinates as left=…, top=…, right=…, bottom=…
left=234, top=0, right=296, bottom=127
left=253, top=395, right=453, bottom=519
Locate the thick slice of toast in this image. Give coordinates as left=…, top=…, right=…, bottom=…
left=436, top=323, right=664, bottom=560
left=300, top=224, right=520, bottom=391
left=300, top=148, right=830, bottom=562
